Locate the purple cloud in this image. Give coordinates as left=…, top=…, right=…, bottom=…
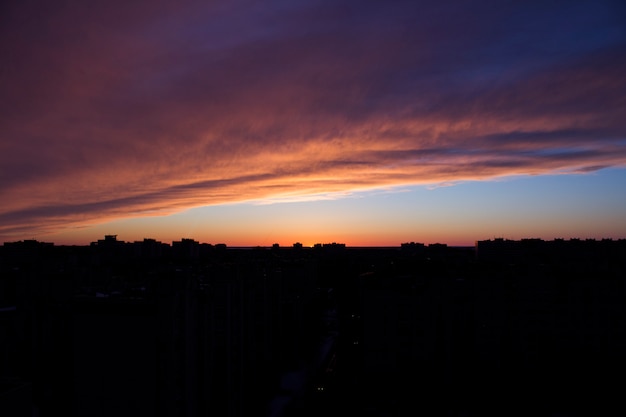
left=1, top=0, right=625, bottom=239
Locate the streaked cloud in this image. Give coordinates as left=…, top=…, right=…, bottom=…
left=1, top=0, right=625, bottom=239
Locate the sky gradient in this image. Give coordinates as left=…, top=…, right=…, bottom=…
left=2, top=0, right=625, bottom=246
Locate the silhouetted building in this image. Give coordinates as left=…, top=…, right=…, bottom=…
left=172, top=238, right=200, bottom=260
left=3, top=237, right=626, bottom=417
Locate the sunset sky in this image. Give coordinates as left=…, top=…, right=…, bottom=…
left=2, top=0, right=625, bottom=247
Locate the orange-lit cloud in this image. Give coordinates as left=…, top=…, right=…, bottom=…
left=1, top=0, right=625, bottom=241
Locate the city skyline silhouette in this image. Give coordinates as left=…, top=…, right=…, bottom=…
left=2, top=236, right=626, bottom=416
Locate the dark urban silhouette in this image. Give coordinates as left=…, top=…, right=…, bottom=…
left=1, top=236, right=626, bottom=416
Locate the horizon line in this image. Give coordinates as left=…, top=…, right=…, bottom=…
left=3, top=235, right=626, bottom=249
